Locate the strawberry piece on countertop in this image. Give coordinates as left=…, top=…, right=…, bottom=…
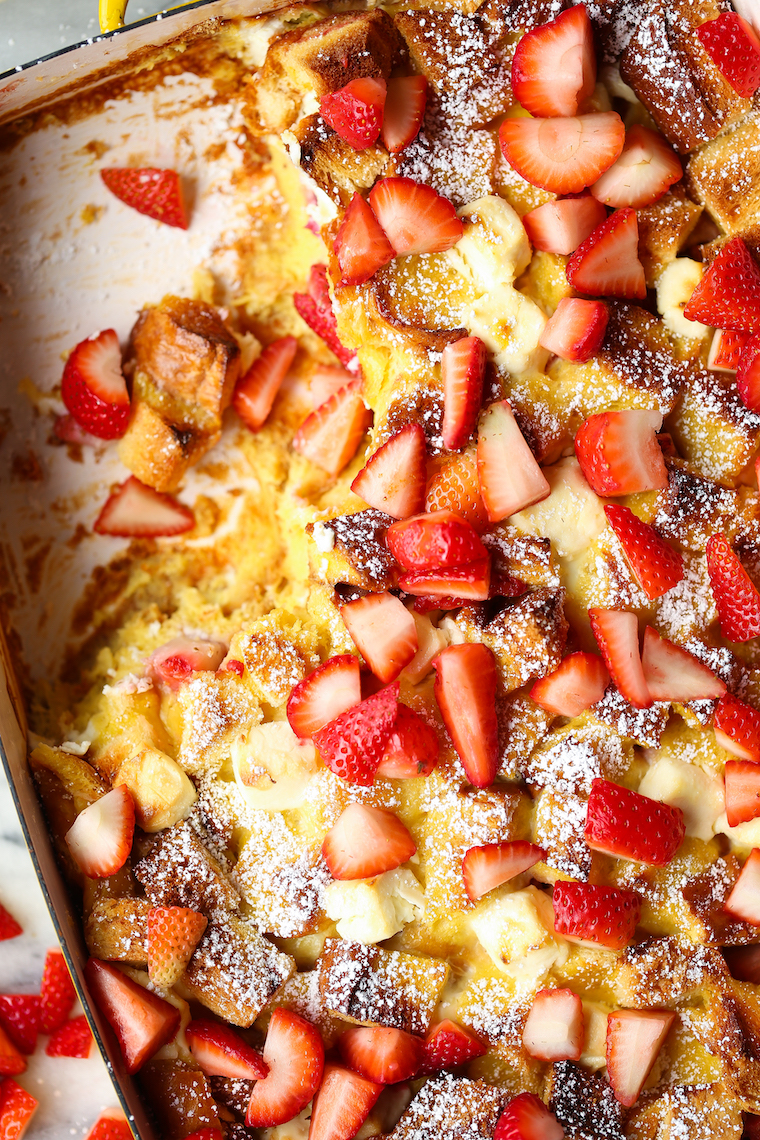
left=351, top=423, right=427, bottom=519
left=381, top=75, right=427, bottom=154
left=292, top=379, right=372, bottom=477
left=696, top=11, right=760, bottom=97
left=245, top=1009, right=324, bottom=1128
left=737, top=332, right=760, bottom=412
left=494, top=1092, right=564, bottom=1140
left=376, top=703, right=439, bottom=779
left=340, top=592, right=418, bottom=684
left=147, top=906, right=208, bottom=990
left=369, top=178, right=463, bottom=256
left=186, top=1018, right=269, bottom=1081
left=85, top=958, right=181, bottom=1074
left=511, top=3, right=595, bottom=117
left=320, top=78, right=386, bottom=150
left=539, top=298, right=608, bottom=363
left=591, top=125, right=682, bottom=209
left=575, top=409, right=667, bottom=496
left=334, top=193, right=395, bottom=287
left=566, top=207, right=646, bottom=299
left=606, top=1010, right=675, bottom=1107
left=232, top=336, right=298, bottom=432
left=61, top=329, right=130, bottom=440
left=339, top=1026, right=422, bottom=1084
left=641, top=627, right=726, bottom=703
left=0, top=1028, right=25, bottom=1078
left=312, top=682, right=399, bottom=785
left=85, top=1110, right=134, bottom=1140
left=0, top=906, right=21, bottom=944
left=39, top=949, right=77, bottom=1035
left=530, top=651, right=610, bottom=718
left=441, top=336, right=487, bottom=453
left=683, top=236, right=760, bottom=332
left=434, top=643, right=499, bottom=787
left=477, top=400, right=550, bottom=522
left=552, top=881, right=641, bottom=950
left=101, top=167, right=188, bottom=229
left=0, top=1078, right=38, bottom=1140
left=94, top=476, right=195, bottom=538
left=45, top=1014, right=93, bottom=1059
left=462, top=841, right=545, bottom=902
left=419, top=1020, right=487, bottom=1074
left=584, top=777, right=686, bottom=866
left=604, top=504, right=684, bottom=600
left=714, top=692, right=760, bottom=761
left=287, top=654, right=362, bottom=740
left=294, top=264, right=358, bottom=369
left=0, top=998, right=41, bottom=1056
left=65, top=786, right=135, bottom=880
left=588, top=608, right=651, bottom=710
left=322, top=802, right=416, bottom=880
left=523, top=195, right=607, bottom=256
left=308, top=1063, right=381, bottom=1140
left=706, top=533, right=760, bottom=641
left=522, top=989, right=584, bottom=1063
left=499, top=113, right=625, bottom=196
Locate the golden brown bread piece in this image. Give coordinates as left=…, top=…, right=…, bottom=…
left=589, top=687, right=670, bottom=749
left=306, top=508, right=397, bottom=591
left=637, top=186, right=704, bottom=287
left=547, top=1061, right=625, bottom=1140
left=687, top=111, right=760, bottom=238
left=294, top=115, right=389, bottom=206
left=84, top=897, right=150, bottom=965
left=626, top=1083, right=743, bottom=1140
left=388, top=1074, right=508, bottom=1140
left=496, top=688, right=554, bottom=780
left=133, top=821, right=241, bottom=918
left=668, top=368, right=760, bottom=487
left=532, top=789, right=594, bottom=882
left=138, top=1060, right=221, bottom=1140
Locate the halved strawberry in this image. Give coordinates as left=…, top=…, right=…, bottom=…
left=311, top=366, right=355, bottom=408
left=86, top=1110, right=134, bottom=1140
left=499, top=113, right=625, bottom=196
left=399, top=558, right=491, bottom=601
left=368, top=178, right=463, bottom=256
left=706, top=533, right=760, bottom=641
left=245, top=1008, right=324, bottom=1128
left=387, top=510, right=488, bottom=571
left=714, top=692, right=760, bottom=761
left=522, top=195, right=607, bottom=256
left=522, top=989, right=584, bottom=1063
left=101, top=167, right=188, bottom=229
left=351, top=423, right=427, bottom=518
left=584, top=777, right=686, bottom=866
left=477, top=400, right=550, bottom=522
left=334, top=193, right=395, bottom=287
left=725, top=761, right=760, bottom=828
left=441, top=336, right=487, bottom=452
left=85, top=959, right=180, bottom=1074
left=683, top=236, right=760, bottom=332
left=696, top=11, right=760, bottom=97
left=376, top=703, right=440, bottom=778
left=419, top=1020, right=487, bottom=1074
left=61, top=329, right=129, bottom=440
left=737, top=332, right=760, bottom=411
left=462, top=841, right=545, bottom=902
left=425, top=449, right=488, bottom=531
left=309, top=1063, right=381, bottom=1140
left=725, top=848, right=760, bottom=923
left=495, top=1093, right=564, bottom=1140
left=381, top=75, right=427, bottom=154
left=65, top=786, right=135, bottom=879
left=433, top=643, right=499, bottom=787
left=94, top=477, right=195, bottom=538
left=39, top=950, right=77, bottom=1035
left=591, top=125, right=682, bottom=208
left=320, top=78, right=387, bottom=150
left=552, top=881, right=642, bottom=950
left=511, top=4, right=596, bottom=117
left=0, top=1000, right=40, bottom=1057
left=575, top=409, right=666, bottom=496
left=287, top=655, right=362, bottom=740
left=45, top=1015, right=93, bottom=1059
left=186, top=1018, right=269, bottom=1081
left=232, top=336, right=298, bottom=432
left=588, top=608, right=651, bottom=710
left=294, top=264, right=358, bottom=369
left=150, top=635, right=226, bottom=689
left=0, top=1028, right=25, bottom=1078
left=292, top=379, right=371, bottom=476
left=341, top=593, right=418, bottom=683
left=0, top=1078, right=38, bottom=1140
left=708, top=328, right=751, bottom=372
left=641, top=627, right=726, bottom=703
left=322, top=802, right=416, bottom=879
left=339, top=1026, right=422, bottom=1084
left=312, top=682, right=399, bottom=785
left=604, top=504, right=683, bottom=599
left=606, top=1009, right=675, bottom=1107
left=539, top=298, right=609, bottom=363
left=147, top=906, right=207, bottom=989
left=530, top=651, right=610, bottom=717
left=0, top=906, right=21, bottom=944
left=566, top=207, right=646, bottom=298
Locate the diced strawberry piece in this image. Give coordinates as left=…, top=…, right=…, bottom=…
left=292, top=379, right=372, bottom=476
left=376, top=703, right=439, bottom=778
left=584, top=777, right=686, bottom=866
left=499, top=113, right=625, bottom=196
left=0, top=1028, right=25, bottom=1078
left=101, top=167, right=188, bottom=229
left=588, top=608, right=651, bottom=710
left=714, top=692, right=760, bottom=761
left=725, top=848, right=760, bottom=924
left=40, top=949, right=77, bottom=1035
left=575, top=409, right=666, bottom=496
left=309, top=1063, right=381, bottom=1140
left=399, top=558, right=491, bottom=601
left=706, top=533, right=760, bottom=641
left=539, top=298, right=608, bottom=362
left=0, top=1078, right=38, bottom=1140
left=287, top=655, right=362, bottom=740
left=425, top=449, right=488, bottom=531
left=85, top=1110, right=134, bottom=1140
left=683, top=237, right=760, bottom=332
left=334, top=193, right=395, bottom=287
left=0, top=906, right=21, bottom=944
left=61, top=329, right=129, bottom=440
left=322, top=802, right=416, bottom=880
left=434, top=643, right=499, bottom=787
left=724, top=942, right=760, bottom=983
left=462, top=841, right=545, bottom=902
left=606, top=1009, right=675, bottom=1107
left=311, top=366, right=355, bottom=409
left=477, top=400, right=550, bottom=522
left=65, top=786, right=135, bottom=880
left=641, top=626, right=726, bottom=703
left=530, top=651, right=610, bottom=717
left=697, top=11, right=760, bottom=97
left=604, top=504, right=683, bottom=599
left=387, top=510, right=488, bottom=572
left=320, top=78, right=387, bottom=150
left=45, top=1015, right=93, bottom=1059
left=725, top=761, right=760, bottom=828
left=147, top=906, right=207, bottom=989
left=381, top=76, right=428, bottom=154
left=294, top=265, right=358, bottom=369
left=85, top=959, right=180, bottom=1073
left=368, top=178, right=463, bottom=256
left=419, top=1020, right=487, bottom=1074
left=495, top=1092, right=564, bottom=1140
left=232, top=336, right=297, bottom=431
left=566, top=207, right=646, bottom=298
left=341, top=593, right=418, bottom=683
left=245, top=1008, right=324, bottom=1128
left=339, top=1026, right=422, bottom=1084
left=312, top=682, right=399, bottom=785
left=0, top=1001, right=40, bottom=1057
left=94, top=476, right=195, bottom=538
left=591, top=125, right=682, bottom=208
left=522, top=195, right=607, bottom=256
left=552, top=881, right=642, bottom=950
left=351, top=423, right=427, bottom=519
left=150, top=635, right=227, bottom=689
left=186, top=1018, right=269, bottom=1081
left=737, top=332, right=760, bottom=411
left=707, top=328, right=751, bottom=372
left=522, top=989, right=584, bottom=1063
left=441, top=336, right=487, bottom=452
left=511, top=4, right=596, bottom=117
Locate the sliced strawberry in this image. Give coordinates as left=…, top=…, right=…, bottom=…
left=334, top=193, right=395, bottom=287
left=0, top=1078, right=38, bottom=1140
left=84, top=959, right=180, bottom=1074
left=39, top=949, right=77, bottom=1035
left=245, top=1008, right=324, bottom=1128
left=566, top=207, right=646, bottom=298
left=309, top=1063, right=381, bottom=1140
left=606, top=1010, right=675, bottom=1107
left=85, top=1111, right=134, bottom=1140
left=186, top=1018, right=269, bottom=1081
left=65, top=786, right=135, bottom=880
left=725, top=761, right=760, bottom=828
left=311, top=366, right=355, bottom=409
left=641, top=627, right=726, bottom=703
left=530, top=651, right=610, bottom=717
left=322, top=802, right=415, bottom=880
left=312, top=682, right=399, bottom=786
left=462, top=840, right=545, bottom=902
left=588, top=608, right=651, bottom=710
left=706, top=533, right=760, bottom=642
left=0, top=906, right=21, bottom=943
left=341, top=593, right=418, bottom=683
left=522, top=989, right=584, bottom=1063
left=320, top=78, right=386, bottom=150
left=149, top=635, right=226, bottom=689
left=425, top=449, right=488, bottom=531
left=539, top=298, right=609, bottom=363
left=591, top=125, right=682, bottom=209
left=696, top=11, right=760, bottom=97
left=368, top=178, right=463, bottom=256
left=0, top=1028, right=24, bottom=1079
left=292, top=379, right=371, bottom=476
left=552, top=881, right=642, bottom=950
left=714, top=692, right=760, bottom=761
left=101, top=167, right=188, bottom=229
left=61, top=329, right=129, bottom=440
left=232, top=336, right=297, bottom=432
left=495, top=1093, right=564, bottom=1140
left=287, top=655, right=362, bottom=740
left=433, top=643, right=499, bottom=787
left=511, top=4, right=596, bottom=117
left=94, top=476, right=195, bottom=538
left=441, top=336, right=487, bottom=452
left=584, top=777, right=686, bottom=866
left=0, top=1001, right=39, bottom=1058
left=45, top=1015, right=93, bottom=1059
left=294, top=265, right=357, bottom=369
left=522, top=195, right=607, bottom=256
left=683, top=236, right=760, bottom=332
left=387, top=510, right=488, bottom=572
left=499, top=113, right=625, bottom=196
left=399, top=558, right=491, bottom=601
left=381, top=75, right=428, bottom=154
left=737, top=332, right=760, bottom=411
left=477, top=400, right=549, bottom=522
left=419, top=1020, right=487, bottom=1074
left=339, top=1026, right=422, bottom=1084
left=725, top=848, right=760, bottom=924
left=376, top=703, right=439, bottom=778
left=351, top=423, right=427, bottom=518
left=147, top=906, right=207, bottom=989
left=575, top=409, right=666, bottom=496
left=604, top=504, right=683, bottom=599
left=707, top=328, right=751, bottom=373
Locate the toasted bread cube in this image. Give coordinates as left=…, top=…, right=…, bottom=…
left=687, top=112, right=760, bottom=237
left=526, top=724, right=633, bottom=797
left=235, top=815, right=330, bottom=939
left=229, top=611, right=321, bottom=707
left=272, top=970, right=346, bottom=1048
left=139, top=1060, right=220, bottom=1140
left=533, top=789, right=594, bottom=883
left=637, top=187, right=703, bottom=287
left=29, top=743, right=106, bottom=812
left=616, top=936, right=728, bottom=1008
left=85, top=898, right=150, bottom=965
left=651, top=463, right=760, bottom=554
left=177, top=672, right=261, bottom=777
left=482, top=527, right=559, bottom=590
left=389, top=1074, right=507, bottom=1140
left=668, top=370, right=760, bottom=487
left=628, top=1083, right=743, bottom=1140
left=496, top=689, right=554, bottom=781
left=114, top=748, right=197, bottom=833
left=548, top=1061, right=625, bottom=1140
left=118, top=400, right=212, bottom=494
left=306, top=509, right=397, bottom=591
left=134, top=822, right=240, bottom=918
left=589, top=686, right=670, bottom=749
left=681, top=854, right=759, bottom=946
left=295, top=116, right=388, bottom=206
